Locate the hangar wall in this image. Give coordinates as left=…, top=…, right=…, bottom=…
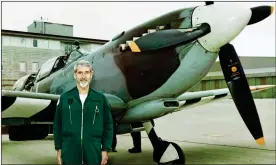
left=188, top=61, right=276, bottom=98
left=1, top=30, right=107, bottom=89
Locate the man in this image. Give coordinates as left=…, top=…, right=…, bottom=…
left=129, top=132, right=142, bottom=153
left=112, top=116, right=117, bottom=152
left=53, top=59, right=113, bottom=165
left=128, top=123, right=142, bottom=153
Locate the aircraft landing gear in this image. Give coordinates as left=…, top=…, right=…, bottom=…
left=8, top=124, right=49, bottom=141
left=142, top=121, right=185, bottom=164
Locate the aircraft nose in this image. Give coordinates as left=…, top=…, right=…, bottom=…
left=191, top=4, right=273, bottom=53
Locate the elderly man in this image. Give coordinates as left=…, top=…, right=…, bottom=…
left=53, top=59, right=113, bottom=165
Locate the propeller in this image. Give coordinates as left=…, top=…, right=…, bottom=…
left=129, top=23, right=211, bottom=52
left=205, top=1, right=273, bottom=25
left=205, top=1, right=214, bottom=5
left=248, top=6, right=274, bottom=25
left=218, top=43, right=265, bottom=145
left=203, top=1, right=273, bottom=146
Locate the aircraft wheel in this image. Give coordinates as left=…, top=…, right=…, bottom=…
left=154, top=141, right=185, bottom=164
left=169, top=142, right=185, bottom=164
left=8, top=124, right=49, bottom=141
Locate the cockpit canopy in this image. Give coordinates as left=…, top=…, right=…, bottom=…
left=36, top=56, right=59, bottom=81
left=35, top=49, right=86, bottom=81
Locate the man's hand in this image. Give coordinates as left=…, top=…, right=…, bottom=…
left=56, top=149, right=62, bottom=165
left=101, top=151, right=108, bottom=165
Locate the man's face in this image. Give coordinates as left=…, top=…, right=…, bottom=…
left=74, top=65, right=93, bottom=88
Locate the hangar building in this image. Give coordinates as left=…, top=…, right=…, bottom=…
left=1, top=20, right=108, bottom=88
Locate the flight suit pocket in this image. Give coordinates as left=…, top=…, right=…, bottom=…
left=61, top=138, right=80, bottom=165
left=84, top=141, right=102, bottom=164
left=62, top=101, right=81, bottom=136
left=86, top=99, right=103, bottom=138
left=61, top=104, right=73, bottom=135
left=61, top=139, right=69, bottom=160
left=88, top=99, right=103, bottom=125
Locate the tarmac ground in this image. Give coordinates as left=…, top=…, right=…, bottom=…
left=1, top=99, right=275, bottom=164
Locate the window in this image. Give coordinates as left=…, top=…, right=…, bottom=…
left=10, top=37, right=21, bottom=46
left=32, top=62, right=39, bottom=73
left=21, top=38, right=25, bottom=47
left=2, top=36, right=10, bottom=46
left=20, top=62, right=27, bottom=72
left=49, top=40, right=60, bottom=49
left=38, top=39, right=49, bottom=48
left=33, top=39, right=38, bottom=47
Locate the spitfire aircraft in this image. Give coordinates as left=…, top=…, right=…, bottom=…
left=1, top=1, right=275, bottom=164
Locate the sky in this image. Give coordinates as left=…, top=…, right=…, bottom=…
left=1, top=1, right=275, bottom=57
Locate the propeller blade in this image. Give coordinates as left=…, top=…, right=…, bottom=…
left=205, top=1, right=214, bottom=5
left=218, top=43, right=265, bottom=145
left=248, top=6, right=274, bottom=25
left=129, top=23, right=211, bottom=52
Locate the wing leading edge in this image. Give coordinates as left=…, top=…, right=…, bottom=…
left=173, top=85, right=275, bottom=112
left=1, top=90, right=126, bottom=120
left=1, top=85, right=274, bottom=123
left=118, top=85, right=275, bottom=123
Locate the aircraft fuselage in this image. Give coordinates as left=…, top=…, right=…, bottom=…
left=31, top=6, right=218, bottom=107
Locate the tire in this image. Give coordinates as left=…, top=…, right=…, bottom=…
left=8, top=124, right=49, bottom=141
left=158, top=142, right=185, bottom=165
left=170, top=142, right=185, bottom=164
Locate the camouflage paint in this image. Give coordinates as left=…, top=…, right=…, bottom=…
left=47, top=6, right=215, bottom=106
left=128, top=42, right=218, bottom=107
left=48, top=7, right=198, bottom=103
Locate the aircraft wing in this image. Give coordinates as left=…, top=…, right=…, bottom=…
left=120, top=85, right=275, bottom=123
left=174, top=85, right=275, bottom=112
left=1, top=90, right=126, bottom=119
left=2, top=85, right=273, bottom=122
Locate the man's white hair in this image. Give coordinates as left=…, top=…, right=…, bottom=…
left=73, top=60, right=93, bottom=73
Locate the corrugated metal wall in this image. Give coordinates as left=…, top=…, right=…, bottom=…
left=188, top=76, right=276, bottom=98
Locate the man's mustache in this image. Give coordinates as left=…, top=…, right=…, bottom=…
left=79, top=78, right=90, bottom=81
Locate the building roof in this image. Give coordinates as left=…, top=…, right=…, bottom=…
left=30, top=20, right=73, bottom=27
left=1, top=29, right=109, bottom=44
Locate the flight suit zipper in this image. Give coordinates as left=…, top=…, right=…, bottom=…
left=81, top=104, right=84, bottom=164
left=69, top=105, right=72, bottom=124
left=93, top=105, right=99, bottom=124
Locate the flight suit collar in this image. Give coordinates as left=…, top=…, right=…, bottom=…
left=71, top=86, right=98, bottom=102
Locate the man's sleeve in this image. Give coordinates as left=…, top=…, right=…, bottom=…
left=102, top=95, right=114, bottom=151
left=53, top=97, right=62, bottom=150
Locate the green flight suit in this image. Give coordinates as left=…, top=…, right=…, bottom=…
left=53, top=87, right=113, bottom=165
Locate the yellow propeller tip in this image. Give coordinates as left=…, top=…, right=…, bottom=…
left=271, top=6, right=274, bottom=14
left=256, top=137, right=265, bottom=146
